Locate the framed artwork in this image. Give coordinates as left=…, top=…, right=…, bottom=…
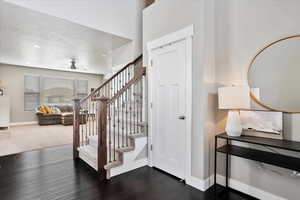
left=240, top=110, right=283, bottom=139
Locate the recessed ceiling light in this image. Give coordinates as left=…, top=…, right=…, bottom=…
left=33, top=45, right=40, bottom=48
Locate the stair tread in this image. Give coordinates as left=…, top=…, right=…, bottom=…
left=104, top=160, right=122, bottom=169
left=129, top=133, right=147, bottom=138
left=116, top=146, right=134, bottom=153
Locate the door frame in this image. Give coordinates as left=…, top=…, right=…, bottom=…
left=147, top=25, right=193, bottom=181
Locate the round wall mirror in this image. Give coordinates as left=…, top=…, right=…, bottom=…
left=248, top=35, right=300, bottom=113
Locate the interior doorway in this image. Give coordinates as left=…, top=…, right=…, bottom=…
left=148, top=25, right=193, bottom=180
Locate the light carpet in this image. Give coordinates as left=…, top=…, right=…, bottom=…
left=0, top=124, right=73, bottom=156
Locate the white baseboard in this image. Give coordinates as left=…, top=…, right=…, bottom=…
left=186, top=174, right=285, bottom=200
left=216, top=174, right=286, bottom=200
left=10, top=121, right=38, bottom=127
left=186, top=175, right=214, bottom=191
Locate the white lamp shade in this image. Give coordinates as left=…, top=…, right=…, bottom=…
left=218, top=86, right=250, bottom=110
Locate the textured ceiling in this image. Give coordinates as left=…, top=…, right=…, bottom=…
left=0, top=1, right=131, bottom=74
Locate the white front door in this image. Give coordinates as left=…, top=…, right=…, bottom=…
left=151, top=39, right=187, bottom=179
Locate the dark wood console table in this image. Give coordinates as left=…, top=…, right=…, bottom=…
left=214, top=133, right=300, bottom=189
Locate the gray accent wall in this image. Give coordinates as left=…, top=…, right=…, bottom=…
left=0, top=63, right=103, bottom=123
left=143, top=0, right=217, bottom=181
left=144, top=0, right=300, bottom=199
left=215, top=1, right=300, bottom=199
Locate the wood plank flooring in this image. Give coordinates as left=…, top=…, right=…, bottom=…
left=0, top=145, right=256, bottom=200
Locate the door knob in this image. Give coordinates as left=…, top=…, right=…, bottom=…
left=178, top=116, right=186, bottom=120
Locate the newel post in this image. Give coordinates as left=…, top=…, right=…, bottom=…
left=98, top=96, right=109, bottom=180
left=73, top=98, right=81, bottom=160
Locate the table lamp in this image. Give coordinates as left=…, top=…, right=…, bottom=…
left=218, top=86, right=250, bottom=137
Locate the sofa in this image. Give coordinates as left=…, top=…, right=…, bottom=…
left=36, top=105, right=62, bottom=125
left=36, top=105, right=86, bottom=126
left=57, top=105, right=74, bottom=126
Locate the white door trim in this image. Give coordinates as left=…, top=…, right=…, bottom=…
left=147, top=25, right=193, bottom=181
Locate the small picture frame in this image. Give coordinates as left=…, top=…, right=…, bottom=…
left=240, top=110, right=283, bottom=140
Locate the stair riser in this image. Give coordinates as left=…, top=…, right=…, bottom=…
left=78, top=146, right=122, bottom=167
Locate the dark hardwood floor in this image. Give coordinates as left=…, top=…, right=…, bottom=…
left=0, top=145, right=256, bottom=200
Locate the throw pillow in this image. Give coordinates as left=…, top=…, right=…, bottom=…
left=44, top=106, right=51, bottom=114
left=39, top=105, right=47, bottom=114
left=52, top=107, right=61, bottom=114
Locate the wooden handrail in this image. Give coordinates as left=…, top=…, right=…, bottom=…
left=106, top=67, right=145, bottom=104
left=93, top=67, right=145, bottom=103
left=80, top=55, right=142, bottom=103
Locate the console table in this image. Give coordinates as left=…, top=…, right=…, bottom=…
left=214, top=133, right=300, bottom=189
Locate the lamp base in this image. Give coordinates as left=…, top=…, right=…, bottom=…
left=225, top=111, right=242, bottom=137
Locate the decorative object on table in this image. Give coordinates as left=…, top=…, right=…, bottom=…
left=240, top=110, right=283, bottom=139
left=218, top=86, right=250, bottom=137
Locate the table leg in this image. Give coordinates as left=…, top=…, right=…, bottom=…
left=226, top=138, right=229, bottom=188
left=214, top=136, right=217, bottom=186
left=214, top=136, right=218, bottom=198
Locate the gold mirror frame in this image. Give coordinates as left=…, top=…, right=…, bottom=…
left=247, top=34, right=300, bottom=113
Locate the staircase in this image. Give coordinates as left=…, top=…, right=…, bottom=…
left=73, top=55, right=147, bottom=180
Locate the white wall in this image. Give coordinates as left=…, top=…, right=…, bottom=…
left=5, top=0, right=145, bottom=70
left=215, top=1, right=300, bottom=199
left=5, top=0, right=137, bottom=39
left=111, top=0, right=145, bottom=66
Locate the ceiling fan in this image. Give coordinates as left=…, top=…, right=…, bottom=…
left=70, top=58, right=77, bottom=70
